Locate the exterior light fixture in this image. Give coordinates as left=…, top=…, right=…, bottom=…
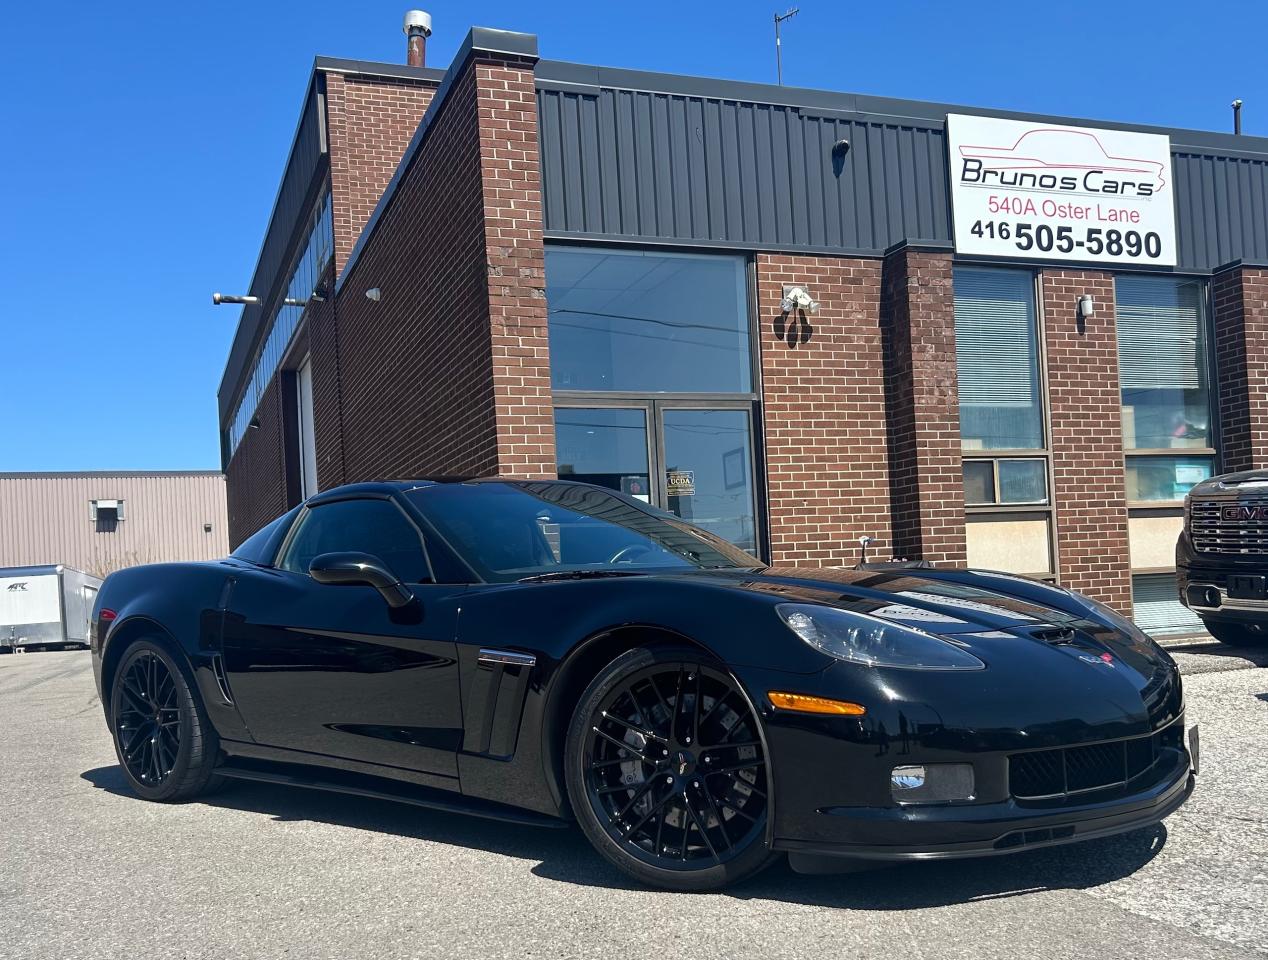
left=780, top=285, right=819, bottom=314
left=212, top=293, right=260, bottom=306
left=365, top=287, right=382, bottom=302
left=1077, top=294, right=1095, bottom=318
left=248, top=416, right=261, bottom=430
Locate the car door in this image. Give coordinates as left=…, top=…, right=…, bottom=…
left=220, top=494, right=464, bottom=784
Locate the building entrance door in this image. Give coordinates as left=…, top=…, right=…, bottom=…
left=554, top=402, right=760, bottom=556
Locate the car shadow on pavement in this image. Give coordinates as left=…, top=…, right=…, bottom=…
left=81, top=764, right=1168, bottom=908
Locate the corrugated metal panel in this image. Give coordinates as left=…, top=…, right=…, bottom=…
left=0, top=474, right=229, bottom=577
left=539, top=86, right=951, bottom=253
left=1132, top=573, right=1205, bottom=638
left=538, top=71, right=1268, bottom=272
left=1172, top=150, right=1268, bottom=270
left=217, top=82, right=328, bottom=425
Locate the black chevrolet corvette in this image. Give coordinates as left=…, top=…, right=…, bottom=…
left=91, top=479, right=1196, bottom=890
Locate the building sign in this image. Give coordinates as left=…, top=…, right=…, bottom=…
left=946, top=114, right=1177, bottom=266
left=666, top=471, right=695, bottom=497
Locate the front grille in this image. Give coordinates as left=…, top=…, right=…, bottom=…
left=1190, top=497, right=1268, bottom=556
left=1009, top=724, right=1180, bottom=800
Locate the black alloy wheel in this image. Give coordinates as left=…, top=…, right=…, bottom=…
left=109, top=640, right=222, bottom=801
left=566, top=645, right=774, bottom=890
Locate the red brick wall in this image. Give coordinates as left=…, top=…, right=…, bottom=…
left=225, top=378, right=290, bottom=548
left=332, top=51, right=553, bottom=483
left=756, top=255, right=893, bottom=565
left=306, top=261, right=344, bottom=490
left=881, top=247, right=967, bottom=565
left=1040, top=270, right=1132, bottom=613
left=477, top=59, right=554, bottom=478
left=325, top=72, right=440, bottom=273
left=1213, top=265, right=1268, bottom=474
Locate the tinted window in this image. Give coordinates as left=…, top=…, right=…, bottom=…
left=407, top=482, right=759, bottom=582
left=231, top=507, right=300, bottom=565
left=278, top=499, right=430, bottom=582
left=545, top=247, right=751, bottom=393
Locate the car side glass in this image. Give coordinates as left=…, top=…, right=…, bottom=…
left=278, top=500, right=433, bottom=584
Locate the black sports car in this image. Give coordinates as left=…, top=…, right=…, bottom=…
left=91, top=479, right=1197, bottom=890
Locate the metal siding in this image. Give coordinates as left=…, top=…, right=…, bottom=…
left=539, top=82, right=1268, bottom=270
left=0, top=474, right=230, bottom=577
left=218, top=86, right=327, bottom=424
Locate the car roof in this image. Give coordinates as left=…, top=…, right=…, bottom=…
left=304, top=477, right=590, bottom=507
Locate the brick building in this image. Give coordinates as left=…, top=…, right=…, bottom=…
left=216, top=20, right=1268, bottom=637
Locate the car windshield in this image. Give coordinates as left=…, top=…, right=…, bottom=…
left=407, top=481, right=762, bottom=582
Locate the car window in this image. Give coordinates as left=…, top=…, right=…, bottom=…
left=407, top=482, right=761, bottom=582
left=278, top=498, right=431, bottom=583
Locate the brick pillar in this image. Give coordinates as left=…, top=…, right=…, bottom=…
left=1212, top=262, right=1268, bottom=473
left=476, top=58, right=555, bottom=479
left=880, top=243, right=967, bottom=565
left=332, top=30, right=553, bottom=484
left=1040, top=270, right=1132, bottom=613
left=755, top=255, right=892, bottom=566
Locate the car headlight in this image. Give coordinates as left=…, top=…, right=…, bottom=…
left=776, top=603, right=985, bottom=671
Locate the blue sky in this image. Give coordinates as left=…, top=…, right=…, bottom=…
left=2, top=1, right=1263, bottom=471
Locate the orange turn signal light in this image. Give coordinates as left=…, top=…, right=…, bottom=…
left=767, top=691, right=866, bottom=716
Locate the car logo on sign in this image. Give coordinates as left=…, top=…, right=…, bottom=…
left=1222, top=504, right=1265, bottom=521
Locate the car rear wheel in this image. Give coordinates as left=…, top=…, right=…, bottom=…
left=109, top=639, right=222, bottom=801
left=1202, top=619, right=1268, bottom=646
left=565, top=645, right=775, bottom=891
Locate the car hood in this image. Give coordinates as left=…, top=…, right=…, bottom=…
left=1190, top=469, right=1268, bottom=496
left=677, top=565, right=1173, bottom=689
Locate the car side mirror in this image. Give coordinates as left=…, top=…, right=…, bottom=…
left=308, top=552, right=415, bottom=609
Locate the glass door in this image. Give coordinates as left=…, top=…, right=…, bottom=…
left=554, top=407, right=653, bottom=502
left=660, top=407, right=758, bottom=555
left=554, top=402, right=760, bottom=555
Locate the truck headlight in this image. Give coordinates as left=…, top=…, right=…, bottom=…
left=776, top=604, right=985, bottom=671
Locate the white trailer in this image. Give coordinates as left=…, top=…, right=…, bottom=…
left=0, top=565, right=102, bottom=653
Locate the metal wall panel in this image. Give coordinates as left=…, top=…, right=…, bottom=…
left=537, top=68, right=1268, bottom=273
left=0, top=473, right=229, bottom=576
left=539, top=86, right=951, bottom=254
left=217, top=83, right=328, bottom=424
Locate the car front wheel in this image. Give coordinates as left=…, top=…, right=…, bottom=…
left=564, top=645, right=775, bottom=891
left=109, top=639, right=222, bottom=801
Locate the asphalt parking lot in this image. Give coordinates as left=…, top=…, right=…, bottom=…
left=2, top=643, right=1266, bottom=960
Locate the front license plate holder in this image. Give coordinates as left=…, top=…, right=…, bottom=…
left=1228, top=575, right=1267, bottom=600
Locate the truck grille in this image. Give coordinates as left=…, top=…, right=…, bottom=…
left=1009, top=726, right=1178, bottom=800
left=1190, top=498, right=1268, bottom=556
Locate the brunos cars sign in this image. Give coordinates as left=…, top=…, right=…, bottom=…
left=946, top=114, right=1177, bottom=266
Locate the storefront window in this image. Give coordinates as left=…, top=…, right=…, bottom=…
left=545, top=247, right=751, bottom=394
left=954, top=267, right=1043, bottom=451
left=1116, top=277, right=1211, bottom=451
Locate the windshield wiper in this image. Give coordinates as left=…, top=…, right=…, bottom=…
left=517, top=570, right=648, bottom=583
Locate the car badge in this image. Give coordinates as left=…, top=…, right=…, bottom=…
left=1078, top=652, right=1115, bottom=667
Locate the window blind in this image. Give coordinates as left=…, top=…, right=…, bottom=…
left=1116, top=277, right=1203, bottom=391
left=954, top=268, right=1040, bottom=407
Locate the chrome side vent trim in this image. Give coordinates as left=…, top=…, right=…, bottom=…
left=211, top=654, right=234, bottom=705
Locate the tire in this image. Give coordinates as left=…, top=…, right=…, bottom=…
left=1202, top=619, right=1268, bottom=646
left=564, top=644, right=775, bottom=891
left=109, top=639, right=223, bottom=801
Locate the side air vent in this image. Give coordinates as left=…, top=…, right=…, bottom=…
left=462, top=649, right=536, bottom=759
